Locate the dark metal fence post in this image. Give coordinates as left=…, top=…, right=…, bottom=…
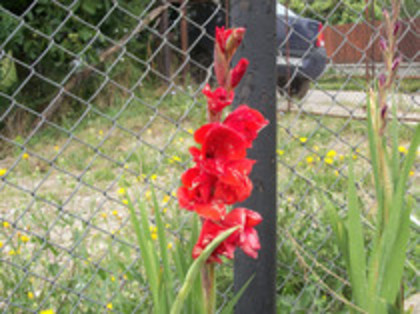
left=231, top=1, right=277, bottom=313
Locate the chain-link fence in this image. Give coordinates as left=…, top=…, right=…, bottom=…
left=0, top=0, right=418, bottom=313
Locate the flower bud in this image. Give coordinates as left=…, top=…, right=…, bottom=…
left=392, top=55, right=401, bottom=71
left=229, top=58, right=249, bottom=89
left=379, top=37, right=387, bottom=51
left=225, top=28, right=246, bottom=60
left=378, top=73, right=386, bottom=87
left=393, top=21, right=401, bottom=36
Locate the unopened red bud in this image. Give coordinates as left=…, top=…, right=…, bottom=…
left=393, top=21, right=401, bottom=36
left=392, top=55, right=401, bottom=71
left=378, top=74, right=386, bottom=87
left=379, top=37, right=387, bottom=51
left=225, top=28, right=246, bottom=60
left=229, top=58, right=249, bottom=89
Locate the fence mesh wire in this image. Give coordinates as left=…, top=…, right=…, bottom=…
left=0, top=0, right=418, bottom=313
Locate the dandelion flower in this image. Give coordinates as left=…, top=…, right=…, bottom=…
left=27, top=292, right=34, bottom=299
left=20, top=235, right=30, bottom=243
left=106, top=303, right=113, bottom=310
left=22, top=153, right=29, bottom=160
left=0, top=241, right=3, bottom=248
left=122, top=199, right=128, bottom=205
left=112, top=210, right=118, bottom=216
left=326, top=150, right=337, bottom=158
left=117, top=188, right=126, bottom=195
left=0, top=168, right=7, bottom=177
left=99, top=130, right=104, bottom=136
left=187, top=128, right=194, bottom=135
left=167, top=243, right=173, bottom=250
left=306, top=156, right=314, bottom=164
left=276, top=149, right=284, bottom=156
left=8, top=250, right=16, bottom=256
left=352, top=154, right=358, bottom=160
left=145, top=190, right=152, bottom=200
left=151, top=233, right=158, bottom=241
left=178, top=137, right=184, bottom=143
left=111, top=276, right=115, bottom=282
left=398, top=146, right=408, bottom=155
left=40, top=309, right=54, bottom=314
left=150, top=174, right=157, bottom=181
left=409, top=170, right=414, bottom=177
left=299, top=137, right=308, bottom=143
left=171, top=191, right=177, bottom=197
left=324, top=158, right=334, bottom=165
left=101, top=213, right=107, bottom=219
left=162, top=195, right=170, bottom=204
left=339, top=154, right=345, bottom=161
left=3, top=221, right=10, bottom=228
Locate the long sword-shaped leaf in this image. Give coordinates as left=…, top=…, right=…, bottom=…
left=346, top=159, right=368, bottom=310
left=170, top=227, right=239, bottom=314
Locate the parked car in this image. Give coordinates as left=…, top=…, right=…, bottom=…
left=184, top=2, right=327, bottom=99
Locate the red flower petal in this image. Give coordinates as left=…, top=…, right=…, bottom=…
left=224, top=105, right=269, bottom=147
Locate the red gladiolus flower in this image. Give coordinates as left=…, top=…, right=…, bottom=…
left=202, top=84, right=234, bottom=113
left=215, top=26, right=233, bottom=54
left=195, top=123, right=248, bottom=160
left=192, top=208, right=262, bottom=263
left=229, top=58, right=249, bottom=89
left=224, top=105, right=269, bottom=147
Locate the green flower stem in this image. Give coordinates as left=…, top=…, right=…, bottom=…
left=202, top=263, right=216, bottom=314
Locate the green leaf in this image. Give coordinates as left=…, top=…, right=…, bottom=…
left=170, top=226, right=239, bottom=314
left=346, top=159, right=367, bottom=310
left=220, top=275, right=255, bottom=314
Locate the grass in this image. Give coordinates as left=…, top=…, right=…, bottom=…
left=317, top=75, right=420, bottom=93
left=0, top=82, right=418, bottom=313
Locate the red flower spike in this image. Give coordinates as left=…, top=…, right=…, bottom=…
left=215, top=26, right=233, bottom=54
left=224, top=105, right=269, bottom=147
left=202, top=84, right=235, bottom=113
left=229, top=58, right=249, bottom=89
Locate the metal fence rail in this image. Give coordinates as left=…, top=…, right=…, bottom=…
left=0, top=0, right=418, bottom=313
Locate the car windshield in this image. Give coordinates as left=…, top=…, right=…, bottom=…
left=276, top=3, right=297, bottom=17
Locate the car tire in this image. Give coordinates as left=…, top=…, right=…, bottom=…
left=277, top=76, right=311, bottom=99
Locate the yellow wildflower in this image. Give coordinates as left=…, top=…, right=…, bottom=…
left=339, top=154, right=345, bottom=161
left=326, top=150, right=337, bottom=158
left=22, top=153, right=29, bottom=160
left=106, top=303, right=113, bottom=310
left=334, top=170, right=339, bottom=176
left=98, top=130, right=104, bottom=136
left=122, top=199, right=129, bottom=205
left=167, top=243, right=173, bottom=250
left=149, top=226, right=157, bottom=233
left=352, top=154, right=358, bottom=160
left=20, top=235, right=30, bottom=243
left=0, top=241, right=3, bottom=248
left=171, top=191, right=177, bottom=197
left=117, top=188, right=126, bottom=196
left=27, top=292, right=34, bottom=299
left=54, top=145, right=60, bottom=152
left=123, top=274, right=128, bottom=280
left=409, top=170, right=414, bottom=177
left=187, top=128, right=194, bottom=135
left=398, top=146, right=408, bottom=155
left=145, top=190, right=152, bottom=201
left=276, top=149, right=285, bottom=156
left=306, top=156, right=314, bottom=164
left=170, top=155, right=182, bottom=163
left=178, top=137, right=184, bottom=143
left=111, top=276, right=115, bottom=282
left=165, top=223, right=171, bottom=229
left=101, top=213, right=107, bottom=219
left=163, top=208, right=168, bottom=214
left=3, top=221, right=10, bottom=228
left=313, top=145, right=319, bottom=151
left=324, top=158, right=334, bottom=165
left=112, top=210, right=118, bottom=216
left=151, top=233, right=158, bottom=241
left=123, top=164, right=129, bottom=169
left=0, top=168, right=7, bottom=177
left=8, top=249, right=16, bottom=256
left=150, top=174, right=157, bottom=181
left=299, top=137, right=308, bottom=143
left=40, top=310, right=54, bottom=314
left=162, top=195, right=170, bottom=204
